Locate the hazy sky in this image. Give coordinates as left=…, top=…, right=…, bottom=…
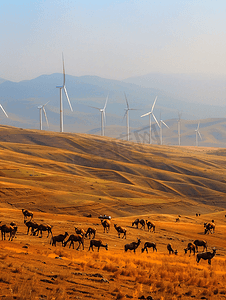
left=1, top=0, right=226, bottom=82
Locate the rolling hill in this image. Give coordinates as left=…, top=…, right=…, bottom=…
left=0, top=125, right=226, bottom=217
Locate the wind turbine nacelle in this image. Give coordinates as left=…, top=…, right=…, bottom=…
left=56, top=85, right=64, bottom=88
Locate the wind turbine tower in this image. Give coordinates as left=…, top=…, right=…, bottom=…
left=89, top=95, right=108, bottom=136
left=123, top=93, right=137, bottom=141
left=159, top=114, right=169, bottom=145
left=56, top=54, right=73, bottom=133
left=178, top=112, right=182, bottom=146
left=141, top=96, right=160, bottom=144
left=195, top=122, right=202, bottom=146
left=38, top=101, right=49, bottom=130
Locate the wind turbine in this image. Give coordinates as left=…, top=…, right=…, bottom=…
left=159, top=114, right=169, bottom=145
left=89, top=95, right=108, bottom=136
left=56, top=54, right=73, bottom=133
left=0, top=104, right=8, bottom=119
left=195, top=122, right=202, bottom=146
left=178, top=112, right=182, bottom=146
left=141, top=96, right=160, bottom=144
left=37, top=101, right=49, bottom=130
left=123, top=93, right=138, bottom=141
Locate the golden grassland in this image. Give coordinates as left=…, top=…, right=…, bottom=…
left=0, top=125, right=226, bottom=299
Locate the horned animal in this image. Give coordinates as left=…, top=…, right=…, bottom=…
left=50, top=232, right=69, bottom=247
left=1, top=224, right=18, bottom=241
left=22, top=209, right=33, bottom=220
left=167, top=243, right=175, bottom=254
left=101, top=219, right=110, bottom=233
left=204, top=222, right=215, bottom=234
left=64, top=234, right=84, bottom=250
left=33, top=224, right=52, bottom=238
left=141, top=242, right=157, bottom=253
left=74, top=227, right=85, bottom=236
left=124, top=238, right=141, bottom=253
left=196, top=248, right=216, bottom=265
left=194, top=239, right=207, bottom=252
left=146, top=220, right=155, bottom=232
left=24, top=220, right=39, bottom=235
left=88, top=239, right=108, bottom=252
left=85, top=227, right=96, bottom=239
left=184, top=242, right=196, bottom=255
left=114, top=224, right=126, bottom=239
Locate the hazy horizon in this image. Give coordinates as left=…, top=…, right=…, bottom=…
left=1, top=1, right=226, bottom=83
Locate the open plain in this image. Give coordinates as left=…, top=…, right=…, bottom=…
left=0, top=125, right=226, bottom=300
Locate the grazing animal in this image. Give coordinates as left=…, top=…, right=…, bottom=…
left=196, top=248, right=216, bottom=265
left=167, top=243, right=175, bottom=254
left=22, top=209, right=33, bottom=220
left=139, top=219, right=145, bottom=230
left=101, top=219, right=111, bottom=233
left=142, top=242, right=157, bottom=253
left=1, top=224, right=18, bottom=241
left=176, top=218, right=180, bottom=222
left=85, top=227, right=96, bottom=239
left=132, top=218, right=140, bottom=228
left=124, top=238, right=141, bottom=253
left=88, top=239, right=108, bottom=252
left=74, top=227, right=85, bottom=236
left=64, top=234, right=84, bottom=250
left=114, top=224, right=126, bottom=239
left=194, top=239, right=207, bottom=252
left=24, top=220, right=39, bottom=235
left=33, top=224, right=52, bottom=238
left=50, top=232, right=69, bottom=247
left=146, top=220, right=155, bottom=232
left=204, top=222, right=215, bottom=234
left=184, top=242, right=196, bottom=255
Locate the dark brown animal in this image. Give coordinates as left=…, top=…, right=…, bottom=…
left=146, top=220, right=155, bottom=232
left=132, top=218, right=140, bottom=228
left=114, top=224, right=126, bottom=239
left=50, top=232, right=69, bottom=247
left=24, top=220, right=39, bottom=235
left=88, top=239, right=108, bottom=252
left=74, top=227, right=85, bottom=236
left=142, top=242, right=157, bottom=253
left=184, top=242, right=196, bottom=255
left=64, top=234, right=84, bottom=250
left=1, top=224, right=18, bottom=241
left=194, top=240, right=207, bottom=252
left=22, top=209, right=33, bottom=220
left=167, top=243, right=175, bottom=254
left=124, top=238, right=141, bottom=253
left=196, top=248, right=216, bottom=265
left=85, top=227, right=96, bottom=239
left=139, top=219, right=145, bottom=230
left=101, top=219, right=110, bottom=233
left=33, top=224, right=52, bottom=238
left=204, top=222, right=215, bottom=234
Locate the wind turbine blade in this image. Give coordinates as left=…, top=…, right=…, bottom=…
left=88, top=105, right=100, bottom=110
left=63, top=86, right=73, bottom=112
left=124, top=92, right=129, bottom=109
left=198, top=131, right=202, bottom=140
left=123, top=110, right=127, bottom=121
left=152, top=113, right=160, bottom=128
left=103, top=110, right=106, bottom=125
left=42, top=107, right=49, bottom=127
left=141, top=111, right=151, bottom=118
left=197, top=122, right=200, bottom=130
left=151, top=96, right=158, bottom=113
left=161, top=120, right=169, bottom=128
left=44, top=100, right=50, bottom=107
left=0, top=104, right=8, bottom=118
left=62, top=53, right=65, bottom=86
left=103, top=95, right=108, bottom=110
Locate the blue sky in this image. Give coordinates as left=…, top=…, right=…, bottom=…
left=1, top=0, right=226, bottom=81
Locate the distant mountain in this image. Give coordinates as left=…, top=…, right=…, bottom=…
left=0, top=73, right=226, bottom=147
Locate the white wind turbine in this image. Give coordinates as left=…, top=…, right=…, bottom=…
left=195, top=122, right=202, bottom=146
left=37, top=101, right=49, bottom=130
left=123, top=93, right=138, bottom=141
left=141, top=96, right=160, bottom=144
left=178, top=112, right=182, bottom=146
left=159, top=113, right=169, bottom=145
left=0, top=104, right=8, bottom=119
left=89, top=95, right=108, bottom=136
left=56, top=54, right=73, bottom=133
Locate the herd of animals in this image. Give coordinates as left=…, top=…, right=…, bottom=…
left=0, top=209, right=217, bottom=265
